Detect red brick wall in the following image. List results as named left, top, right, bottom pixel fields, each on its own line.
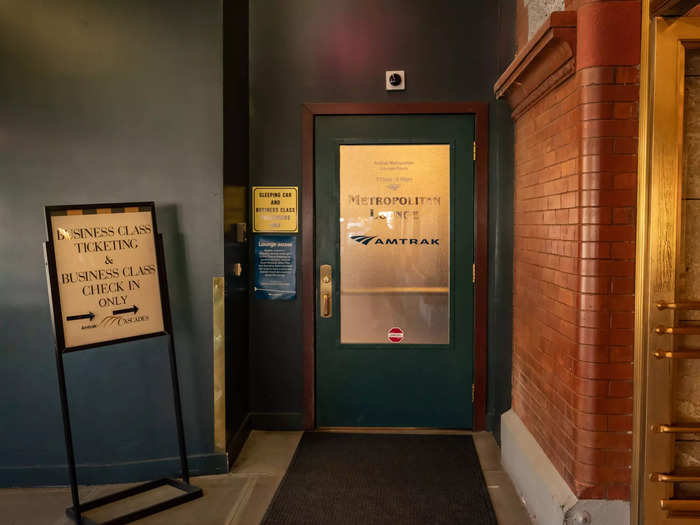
left=516, top=1, right=641, bottom=52
left=511, top=1, right=640, bottom=501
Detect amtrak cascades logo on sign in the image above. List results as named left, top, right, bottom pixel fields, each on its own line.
left=350, top=235, right=439, bottom=246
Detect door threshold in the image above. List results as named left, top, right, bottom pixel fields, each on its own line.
left=316, top=427, right=476, bottom=435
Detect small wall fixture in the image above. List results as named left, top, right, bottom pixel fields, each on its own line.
left=385, top=70, right=405, bottom=91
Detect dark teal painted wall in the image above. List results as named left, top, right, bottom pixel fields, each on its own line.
left=0, top=1, right=226, bottom=486
left=249, top=0, right=516, bottom=438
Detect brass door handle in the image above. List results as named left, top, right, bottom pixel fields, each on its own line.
left=657, top=300, right=700, bottom=310
left=322, top=293, right=330, bottom=317
left=320, top=264, right=332, bottom=318
left=654, top=350, right=700, bottom=359
left=650, top=472, right=700, bottom=483
left=651, top=424, right=700, bottom=433
left=661, top=499, right=700, bottom=511
left=655, top=325, right=700, bottom=335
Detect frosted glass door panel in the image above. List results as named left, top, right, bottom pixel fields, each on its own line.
left=339, top=144, right=450, bottom=344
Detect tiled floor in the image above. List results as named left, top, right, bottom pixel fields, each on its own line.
left=1, top=430, right=531, bottom=524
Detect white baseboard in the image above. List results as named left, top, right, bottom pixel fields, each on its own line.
left=500, top=410, right=630, bottom=525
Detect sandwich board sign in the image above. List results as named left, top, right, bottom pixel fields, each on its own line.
left=43, top=202, right=201, bottom=525
left=45, top=202, right=167, bottom=351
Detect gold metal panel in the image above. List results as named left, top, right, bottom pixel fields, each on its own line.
left=213, top=276, right=226, bottom=453
left=633, top=5, right=653, bottom=522
left=635, top=15, right=700, bottom=524
left=224, top=185, right=247, bottom=223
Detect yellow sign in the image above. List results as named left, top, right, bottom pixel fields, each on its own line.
left=46, top=204, right=165, bottom=350
left=252, top=186, right=298, bottom=233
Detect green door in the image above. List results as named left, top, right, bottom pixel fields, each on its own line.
left=315, top=114, right=475, bottom=428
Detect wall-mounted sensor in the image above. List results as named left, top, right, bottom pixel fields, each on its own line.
left=386, top=70, right=405, bottom=91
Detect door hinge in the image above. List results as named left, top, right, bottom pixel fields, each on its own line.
left=473, top=141, right=476, bottom=161
left=472, top=263, right=475, bottom=283
left=472, top=383, right=475, bottom=403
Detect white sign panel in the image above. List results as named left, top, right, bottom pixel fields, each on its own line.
left=46, top=204, right=166, bottom=350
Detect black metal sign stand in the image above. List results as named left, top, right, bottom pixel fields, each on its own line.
left=44, top=204, right=203, bottom=525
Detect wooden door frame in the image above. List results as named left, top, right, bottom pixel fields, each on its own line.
left=301, top=102, right=489, bottom=430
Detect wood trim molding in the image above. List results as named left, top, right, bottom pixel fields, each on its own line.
left=494, top=11, right=577, bottom=119
left=301, top=102, right=490, bottom=431
left=301, top=104, right=315, bottom=430
left=651, top=0, right=700, bottom=17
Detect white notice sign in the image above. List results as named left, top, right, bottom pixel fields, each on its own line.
left=45, top=204, right=166, bottom=350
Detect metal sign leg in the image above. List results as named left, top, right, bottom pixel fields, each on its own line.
left=168, top=334, right=190, bottom=484
left=55, top=351, right=82, bottom=524
left=156, top=233, right=191, bottom=484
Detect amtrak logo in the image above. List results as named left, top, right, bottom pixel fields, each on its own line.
left=350, top=235, right=377, bottom=245
left=350, top=235, right=439, bottom=246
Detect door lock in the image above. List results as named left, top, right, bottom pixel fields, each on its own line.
left=320, top=264, right=333, bottom=318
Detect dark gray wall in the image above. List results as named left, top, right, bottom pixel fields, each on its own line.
left=488, top=0, right=516, bottom=439
left=0, top=1, right=225, bottom=485
left=249, top=0, right=516, bottom=436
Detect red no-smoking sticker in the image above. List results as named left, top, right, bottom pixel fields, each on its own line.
left=387, top=327, right=404, bottom=343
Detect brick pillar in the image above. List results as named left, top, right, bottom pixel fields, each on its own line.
left=496, top=1, right=640, bottom=501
